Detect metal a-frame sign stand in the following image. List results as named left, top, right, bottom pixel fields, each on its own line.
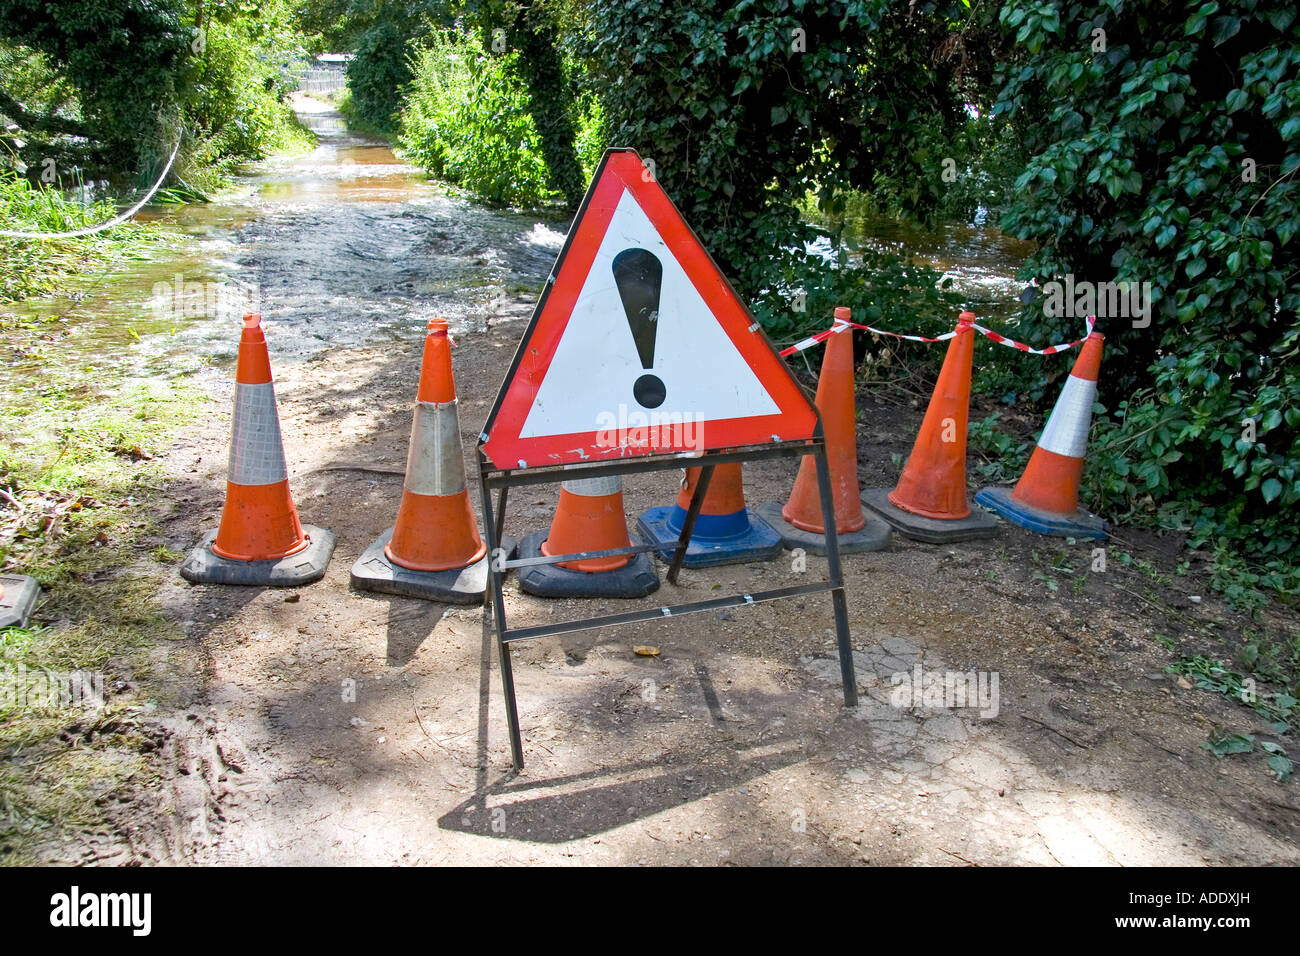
left=476, top=148, right=858, bottom=770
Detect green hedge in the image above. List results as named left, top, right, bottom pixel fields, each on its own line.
left=399, top=29, right=603, bottom=209
left=990, top=0, right=1300, bottom=606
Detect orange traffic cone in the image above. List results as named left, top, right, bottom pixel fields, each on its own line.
left=351, top=318, right=503, bottom=603
left=182, top=313, right=335, bottom=586
left=976, top=330, right=1108, bottom=538
left=0, top=573, right=40, bottom=628
left=636, top=462, right=783, bottom=567
left=758, top=307, right=890, bottom=554
left=862, top=311, right=997, bottom=542
left=518, top=475, right=659, bottom=598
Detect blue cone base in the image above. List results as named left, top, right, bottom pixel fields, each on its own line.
left=974, top=486, right=1108, bottom=540
left=516, top=530, right=659, bottom=599
left=635, top=505, right=783, bottom=568
left=181, top=526, right=336, bottom=587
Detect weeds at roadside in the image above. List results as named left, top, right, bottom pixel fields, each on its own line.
left=968, top=413, right=1030, bottom=482
left=0, top=173, right=167, bottom=305
left=1167, top=645, right=1298, bottom=783
left=1113, top=549, right=1173, bottom=587
left=0, top=357, right=198, bottom=860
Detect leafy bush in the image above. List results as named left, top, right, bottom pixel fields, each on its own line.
left=396, top=16, right=608, bottom=210
left=293, top=0, right=359, bottom=55
left=182, top=2, right=315, bottom=181
left=572, top=82, right=606, bottom=180
left=0, top=39, right=79, bottom=162
left=343, top=1, right=447, bottom=134
left=0, top=0, right=188, bottom=176
left=0, top=0, right=312, bottom=187
left=929, top=108, right=1029, bottom=226
left=968, top=412, right=1032, bottom=483
left=399, top=31, right=553, bottom=208
left=753, top=242, right=965, bottom=346
left=990, top=0, right=1300, bottom=606
left=348, top=20, right=418, bottom=134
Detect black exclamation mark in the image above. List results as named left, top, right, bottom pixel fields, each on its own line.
left=612, top=247, right=666, bottom=409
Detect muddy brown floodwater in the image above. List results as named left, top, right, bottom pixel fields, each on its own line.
left=30, top=97, right=1300, bottom=865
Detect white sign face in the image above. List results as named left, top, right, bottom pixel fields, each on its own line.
left=481, top=147, right=818, bottom=469
left=518, top=188, right=780, bottom=440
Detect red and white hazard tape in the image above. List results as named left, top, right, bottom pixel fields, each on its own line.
left=781, top=320, right=955, bottom=356
left=970, top=315, right=1095, bottom=355
left=779, top=315, right=1096, bottom=358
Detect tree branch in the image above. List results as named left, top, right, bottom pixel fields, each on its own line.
left=0, top=90, right=91, bottom=139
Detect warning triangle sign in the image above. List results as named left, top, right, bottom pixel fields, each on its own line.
left=480, top=148, right=817, bottom=469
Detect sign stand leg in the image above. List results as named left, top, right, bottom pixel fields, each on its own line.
left=498, top=633, right=524, bottom=769
left=494, top=484, right=509, bottom=545
left=666, top=464, right=714, bottom=586
left=812, top=439, right=858, bottom=707
left=479, top=464, right=525, bottom=770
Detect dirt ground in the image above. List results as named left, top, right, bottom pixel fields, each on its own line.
left=57, top=317, right=1289, bottom=866
left=21, top=101, right=1300, bottom=866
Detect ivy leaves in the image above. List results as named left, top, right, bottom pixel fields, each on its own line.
left=993, top=0, right=1300, bottom=605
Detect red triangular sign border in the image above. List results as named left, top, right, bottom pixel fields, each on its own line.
left=480, top=148, right=816, bottom=469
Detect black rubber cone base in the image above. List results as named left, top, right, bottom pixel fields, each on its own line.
left=0, top=574, right=41, bottom=628
left=974, top=486, right=1108, bottom=540
left=350, top=528, right=517, bottom=604
left=861, top=488, right=999, bottom=544
left=754, top=500, right=892, bottom=555
left=516, top=530, right=659, bottom=599
left=181, top=526, right=336, bottom=587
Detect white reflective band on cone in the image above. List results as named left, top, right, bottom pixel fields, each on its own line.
left=404, top=401, right=467, bottom=497
left=562, top=475, right=621, bottom=497
left=1037, top=374, right=1097, bottom=459
left=228, top=382, right=289, bottom=485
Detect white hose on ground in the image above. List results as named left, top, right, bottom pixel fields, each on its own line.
left=0, top=135, right=183, bottom=240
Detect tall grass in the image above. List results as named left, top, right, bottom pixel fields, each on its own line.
left=0, top=215, right=199, bottom=859
left=0, top=173, right=162, bottom=303
left=0, top=371, right=198, bottom=863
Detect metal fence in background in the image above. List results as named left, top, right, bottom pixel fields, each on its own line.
left=295, top=55, right=351, bottom=97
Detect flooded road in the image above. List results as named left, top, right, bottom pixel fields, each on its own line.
left=808, top=196, right=1034, bottom=324
left=6, top=96, right=1030, bottom=387
left=5, top=95, right=567, bottom=382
